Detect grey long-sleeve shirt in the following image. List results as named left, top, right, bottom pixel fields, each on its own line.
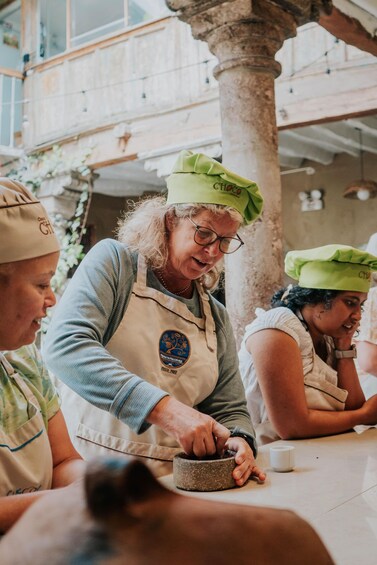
left=44, top=239, right=257, bottom=454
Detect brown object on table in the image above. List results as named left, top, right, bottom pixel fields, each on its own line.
left=173, top=451, right=236, bottom=491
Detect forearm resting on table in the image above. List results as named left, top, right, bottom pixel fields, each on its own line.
left=273, top=404, right=373, bottom=440
left=0, top=491, right=49, bottom=533
left=0, top=465, right=85, bottom=533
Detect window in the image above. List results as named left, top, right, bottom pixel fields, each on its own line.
left=71, top=0, right=124, bottom=48
left=39, top=0, right=67, bottom=59
left=38, top=0, right=171, bottom=60
left=0, top=0, right=21, bottom=67
left=128, top=0, right=170, bottom=27
left=0, top=1, right=22, bottom=146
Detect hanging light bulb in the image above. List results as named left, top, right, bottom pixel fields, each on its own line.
left=343, top=128, right=377, bottom=200
left=356, top=188, right=371, bottom=201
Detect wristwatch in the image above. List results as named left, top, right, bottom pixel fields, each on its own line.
left=334, top=344, right=357, bottom=359
left=230, top=428, right=257, bottom=456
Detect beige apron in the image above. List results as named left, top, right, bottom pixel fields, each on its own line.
left=256, top=340, right=348, bottom=445
left=60, top=255, right=218, bottom=476
left=303, top=349, right=348, bottom=411
left=0, top=354, right=53, bottom=496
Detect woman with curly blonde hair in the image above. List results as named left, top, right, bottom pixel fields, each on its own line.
left=45, top=150, right=266, bottom=485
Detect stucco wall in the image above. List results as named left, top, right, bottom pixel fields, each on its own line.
left=282, top=151, right=377, bottom=252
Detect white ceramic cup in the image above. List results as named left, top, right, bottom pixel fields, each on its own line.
left=270, top=445, right=295, bottom=472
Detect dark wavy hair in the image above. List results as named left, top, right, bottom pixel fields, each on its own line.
left=271, top=285, right=341, bottom=312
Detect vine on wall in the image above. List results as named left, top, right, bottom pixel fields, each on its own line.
left=51, top=183, right=90, bottom=293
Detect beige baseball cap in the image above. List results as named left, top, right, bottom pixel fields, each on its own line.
left=0, top=177, right=60, bottom=264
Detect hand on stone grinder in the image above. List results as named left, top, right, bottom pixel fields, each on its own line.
left=225, top=435, right=266, bottom=485
left=148, top=396, right=266, bottom=486
left=147, top=395, right=230, bottom=456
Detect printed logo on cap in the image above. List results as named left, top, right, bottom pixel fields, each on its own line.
left=359, top=270, right=371, bottom=281
left=38, top=216, right=55, bottom=235
left=159, top=330, right=190, bottom=368
left=212, top=182, right=242, bottom=198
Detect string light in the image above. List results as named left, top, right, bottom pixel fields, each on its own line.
left=0, top=27, right=369, bottom=111
left=81, top=90, right=88, bottom=113
left=204, top=59, right=210, bottom=85
left=141, top=78, right=146, bottom=100
left=0, top=57, right=217, bottom=109
left=287, top=37, right=339, bottom=95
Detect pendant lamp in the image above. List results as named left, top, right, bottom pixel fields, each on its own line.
left=343, top=128, right=377, bottom=200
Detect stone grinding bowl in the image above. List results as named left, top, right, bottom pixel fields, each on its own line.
left=173, top=451, right=236, bottom=492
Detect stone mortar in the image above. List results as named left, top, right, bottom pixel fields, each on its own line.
left=173, top=451, right=236, bottom=492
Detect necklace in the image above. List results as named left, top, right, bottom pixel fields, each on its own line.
left=156, top=270, right=193, bottom=296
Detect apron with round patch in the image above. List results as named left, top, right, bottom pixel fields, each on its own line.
left=0, top=354, right=53, bottom=495
left=60, top=254, right=218, bottom=476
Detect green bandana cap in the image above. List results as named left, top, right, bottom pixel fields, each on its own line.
left=285, top=244, right=377, bottom=293
left=166, top=150, right=263, bottom=225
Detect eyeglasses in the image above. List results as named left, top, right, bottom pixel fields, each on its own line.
left=188, top=217, right=244, bottom=254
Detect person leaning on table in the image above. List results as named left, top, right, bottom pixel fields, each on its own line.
left=0, top=178, right=85, bottom=533
left=239, top=244, right=377, bottom=445
left=44, top=150, right=266, bottom=486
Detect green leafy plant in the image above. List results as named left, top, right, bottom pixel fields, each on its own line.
left=50, top=184, right=89, bottom=293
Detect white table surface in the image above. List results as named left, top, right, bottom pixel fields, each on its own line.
left=161, top=429, right=377, bottom=565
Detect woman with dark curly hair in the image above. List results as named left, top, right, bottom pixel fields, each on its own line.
left=239, top=244, right=377, bottom=445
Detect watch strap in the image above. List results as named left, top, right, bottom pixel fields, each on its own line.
left=230, top=427, right=257, bottom=456
left=334, top=344, right=357, bottom=359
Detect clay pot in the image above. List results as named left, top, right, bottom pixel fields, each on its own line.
left=173, top=451, right=236, bottom=492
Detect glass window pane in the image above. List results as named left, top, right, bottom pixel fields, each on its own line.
left=39, top=0, right=66, bottom=59
left=0, top=0, right=21, bottom=69
left=0, top=76, right=22, bottom=146
left=71, top=0, right=125, bottom=47
left=128, top=0, right=171, bottom=27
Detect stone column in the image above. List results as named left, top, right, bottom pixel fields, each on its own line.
left=166, top=0, right=331, bottom=344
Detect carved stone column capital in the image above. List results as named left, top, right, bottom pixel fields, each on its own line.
left=167, top=0, right=332, bottom=24
left=167, top=0, right=333, bottom=78
left=208, top=20, right=287, bottom=79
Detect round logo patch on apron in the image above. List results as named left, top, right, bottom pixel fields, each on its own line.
left=159, top=330, right=190, bottom=368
